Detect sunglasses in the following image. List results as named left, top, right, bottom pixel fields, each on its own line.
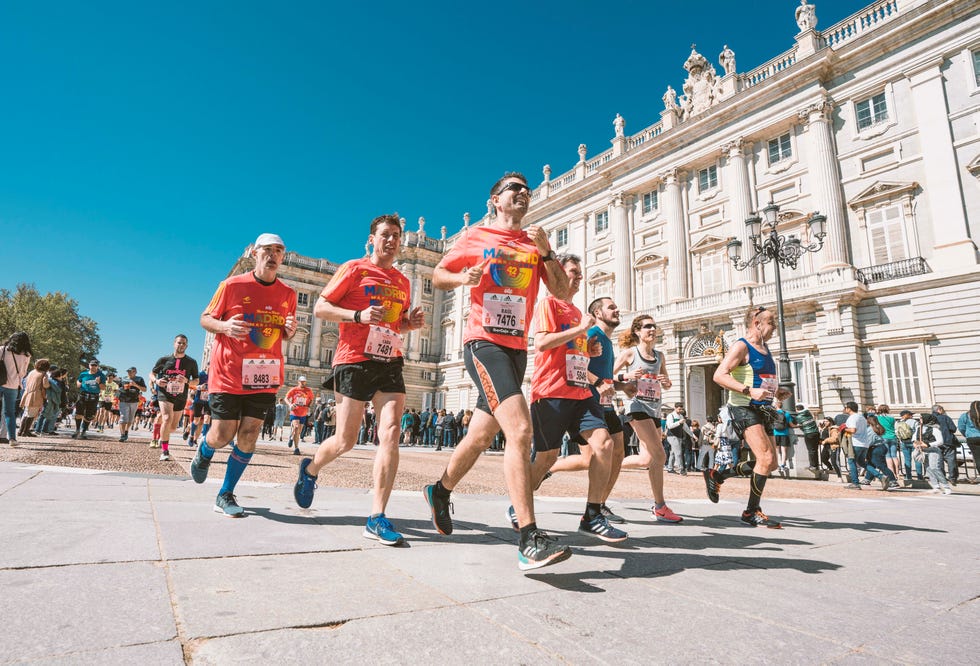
left=496, top=181, right=531, bottom=196
left=640, top=323, right=657, bottom=330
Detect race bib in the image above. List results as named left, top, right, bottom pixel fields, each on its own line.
left=636, top=374, right=662, bottom=402
left=759, top=374, right=778, bottom=403
left=295, top=396, right=307, bottom=406
left=84, top=379, right=98, bottom=389
left=565, top=353, right=589, bottom=388
left=166, top=380, right=184, bottom=395
left=483, top=292, right=526, bottom=337
left=242, top=356, right=281, bottom=390
left=364, top=325, right=403, bottom=361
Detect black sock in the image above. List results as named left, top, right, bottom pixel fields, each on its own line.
left=81, top=422, right=89, bottom=433
left=74, top=420, right=82, bottom=433
left=733, top=460, right=755, bottom=477
left=519, top=522, right=538, bottom=544
left=584, top=502, right=601, bottom=520
left=434, top=480, right=451, bottom=497
left=746, top=472, right=768, bottom=513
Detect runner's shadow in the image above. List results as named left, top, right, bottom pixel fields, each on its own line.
left=247, top=506, right=335, bottom=525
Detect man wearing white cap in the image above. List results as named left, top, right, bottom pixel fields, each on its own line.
left=286, top=375, right=314, bottom=455
left=194, top=233, right=298, bottom=517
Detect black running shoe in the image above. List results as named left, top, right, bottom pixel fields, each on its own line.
left=534, top=470, right=552, bottom=492
left=518, top=529, right=572, bottom=571
left=423, top=484, right=453, bottom=535
left=579, top=514, right=628, bottom=543
left=740, top=509, right=782, bottom=529
left=704, top=468, right=721, bottom=503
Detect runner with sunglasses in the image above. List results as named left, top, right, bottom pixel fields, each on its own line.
left=706, top=305, right=789, bottom=528
left=423, top=172, right=573, bottom=571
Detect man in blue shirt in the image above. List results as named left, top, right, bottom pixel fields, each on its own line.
left=72, top=359, right=106, bottom=440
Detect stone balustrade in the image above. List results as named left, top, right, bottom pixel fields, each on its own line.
left=821, top=0, right=901, bottom=50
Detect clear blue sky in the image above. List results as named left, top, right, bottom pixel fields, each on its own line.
left=0, top=0, right=859, bottom=374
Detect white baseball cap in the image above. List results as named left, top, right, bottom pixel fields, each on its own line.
left=254, top=233, right=285, bottom=248
left=298, top=375, right=307, bottom=382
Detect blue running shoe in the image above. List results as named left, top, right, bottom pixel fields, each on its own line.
left=579, top=513, right=628, bottom=543
left=213, top=491, right=245, bottom=518
left=363, top=513, right=404, bottom=546
left=294, top=458, right=317, bottom=508
left=423, top=484, right=453, bottom=535
left=506, top=505, right=519, bottom=532
left=190, top=449, right=212, bottom=484
left=518, top=529, right=572, bottom=571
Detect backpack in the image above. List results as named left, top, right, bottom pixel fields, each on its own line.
left=0, top=347, right=6, bottom=385
left=772, top=410, right=788, bottom=431
left=895, top=420, right=913, bottom=441
left=920, top=425, right=936, bottom=444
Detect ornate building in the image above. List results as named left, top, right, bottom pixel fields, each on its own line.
left=210, top=0, right=980, bottom=424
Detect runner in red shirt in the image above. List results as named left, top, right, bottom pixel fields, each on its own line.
left=286, top=377, right=315, bottom=454
left=506, top=254, right=626, bottom=543
left=293, top=214, right=424, bottom=546
left=422, top=171, right=573, bottom=571
left=192, top=233, right=298, bottom=517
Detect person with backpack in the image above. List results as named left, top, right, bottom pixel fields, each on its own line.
left=932, top=405, right=959, bottom=484
left=915, top=413, right=952, bottom=494
left=896, top=410, right=922, bottom=486
left=795, top=404, right=821, bottom=472
left=956, top=402, right=980, bottom=484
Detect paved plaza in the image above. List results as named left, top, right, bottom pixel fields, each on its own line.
left=0, top=460, right=976, bottom=664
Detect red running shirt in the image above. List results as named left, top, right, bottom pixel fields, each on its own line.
left=530, top=296, right=592, bottom=403
left=286, top=386, right=315, bottom=417
left=438, top=226, right=551, bottom=351
left=203, top=272, right=297, bottom=395
left=320, top=258, right=412, bottom=366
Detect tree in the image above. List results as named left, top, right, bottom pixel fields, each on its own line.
left=0, top=284, right=101, bottom=377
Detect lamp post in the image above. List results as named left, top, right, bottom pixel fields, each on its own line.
left=725, top=202, right=827, bottom=413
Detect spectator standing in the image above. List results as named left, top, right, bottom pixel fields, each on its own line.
left=18, top=358, right=50, bottom=438
left=772, top=401, right=794, bottom=472
left=38, top=367, right=67, bottom=435
left=956, top=402, right=980, bottom=483
left=876, top=405, right=901, bottom=482
left=664, top=403, right=687, bottom=475
left=932, top=405, right=959, bottom=484
left=842, top=402, right=872, bottom=489
left=866, top=414, right=898, bottom=490
left=1, top=332, right=33, bottom=445
left=818, top=418, right=842, bottom=480
left=795, top=404, right=820, bottom=472
left=896, top=409, right=922, bottom=485
left=915, top=413, right=952, bottom=494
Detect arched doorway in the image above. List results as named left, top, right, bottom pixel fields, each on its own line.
left=684, top=327, right=728, bottom=424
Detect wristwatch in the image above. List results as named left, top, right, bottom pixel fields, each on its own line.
left=542, top=250, right=557, bottom=262
left=592, top=377, right=604, bottom=387
left=740, top=385, right=751, bottom=395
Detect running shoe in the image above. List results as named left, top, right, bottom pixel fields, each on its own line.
left=879, top=476, right=891, bottom=491
left=534, top=470, right=552, bottom=492
left=213, top=491, right=245, bottom=517
left=740, top=509, right=782, bottom=529
left=941, top=487, right=953, bottom=495
left=578, top=513, right=628, bottom=543
left=78, top=432, right=88, bottom=440
left=159, top=452, right=171, bottom=462
left=292, top=447, right=300, bottom=456
left=423, top=484, right=453, bottom=535
left=187, top=439, right=196, bottom=448
left=363, top=514, right=404, bottom=546
left=518, top=529, right=572, bottom=571
left=9, top=439, right=18, bottom=447
left=149, top=440, right=160, bottom=449
left=190, top=449, right=212, bottom=484
left=506, top=505, right=519, bottom=532
left=294, top=458, right=317, bottom=509
left=703, top=468, right=721, bottom=503
left=600, top=504, right=625, bottom=524
left=653, top=504, right=683, bottom=523
left=844, top=483, right=862, bottom=489
left=119, top=433, right=128, bottom=443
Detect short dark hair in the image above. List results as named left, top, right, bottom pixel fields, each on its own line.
left=175, top=334, right=188, bottom=341
left=370, top=213, right=403, bottom=236
left=489, top=171, right=528, bottom=199
left=845, top=401, right=859, bottom=412
left=674, top=402, right=684, bottom=408
left=588, top=297, right=611, bottom=317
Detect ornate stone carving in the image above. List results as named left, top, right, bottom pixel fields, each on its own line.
left=718, top=44, right=736, bottom=76
left=542, top=164, right=551, bottom=180
left=796, top=0, right=817, bottom=32
left=680, top=45, right=723, bottom=120
left=613, top=113, right=625, bottom=137
left=463, top=212, right=470, bottom=228
left=578, top=144, right=587, bottom=162
left=722, top=138, right=746, bottom=158
left=797, top=97, right=834, bottom=123
left=417, top=217, right=425, bottom=235
left=662, top=85, right=679, bottom=112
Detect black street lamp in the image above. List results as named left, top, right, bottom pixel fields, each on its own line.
left=725, top=202, right=827, bottom=412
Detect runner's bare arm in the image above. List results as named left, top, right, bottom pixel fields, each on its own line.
left=713, top=340, right=761, bottom=399
left=200, top=312, right=248, bottom=339
left=314, top=297, right=384, bottom=324
left=432, top=258, right=488, bottom=290
left=402, top=306, right=425, bottom=331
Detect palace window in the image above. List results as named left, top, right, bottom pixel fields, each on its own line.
left=637, top=267, right=662, bottom=310
left=880, top=348, right=924, bottom=406
left=856, top=92, right=888, bottom=130
left=973, top=49, right=980, bottom=87
left=642, top=190, right=659, bottom=214
left=767, top=133, right=792, bottom=165
left=595, top=211, right=609, bottom=234
left=296, top=292, right=309, bottom=307
left=867, top=204, right=908, bottom=264
left=698, top=165, right=718, bottom=193
left=556, top=227, right=568, bottom=248
left=699, top=251, right=727, bottom=295
left=423, top=278, right=433, bottom=295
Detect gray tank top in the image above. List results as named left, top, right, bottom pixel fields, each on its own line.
left=625, top=347, right=663, bottom=417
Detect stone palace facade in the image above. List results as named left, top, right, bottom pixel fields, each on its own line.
left=208, top=0, right=980, bottom=424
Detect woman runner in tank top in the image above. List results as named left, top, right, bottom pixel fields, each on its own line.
left=706, top=305, right=790, bottom=528
left=612, top=315, right=683, bottom=523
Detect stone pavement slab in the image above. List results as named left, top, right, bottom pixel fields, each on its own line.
left=0, top=462, right=977, bottom=664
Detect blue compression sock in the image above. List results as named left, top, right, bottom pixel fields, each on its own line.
left=220, top=445, right=253, bottom=495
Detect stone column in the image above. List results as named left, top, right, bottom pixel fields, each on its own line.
left=799, top=99, right=849, bottom=268
left=611, top=193, right=632, bottom=310
left=906, top=61, right=977, bottom=267
left=723, top=138, right=759, bottom=285
left=308, top=315, right=322, bottom=367
left=663, top=169, right=690, bottom=301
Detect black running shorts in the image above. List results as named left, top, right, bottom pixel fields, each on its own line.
left=531, top=397, right=606, bottom=453
left=728, top=404, right=774, bottom=437
left=463, top=340, right=527, bottom=415
left=333, top=358, right=405, bottom=402
left=209, top=392, right=276, bottom=422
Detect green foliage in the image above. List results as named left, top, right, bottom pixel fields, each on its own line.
left=0, top=284, right=101, bottom=378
